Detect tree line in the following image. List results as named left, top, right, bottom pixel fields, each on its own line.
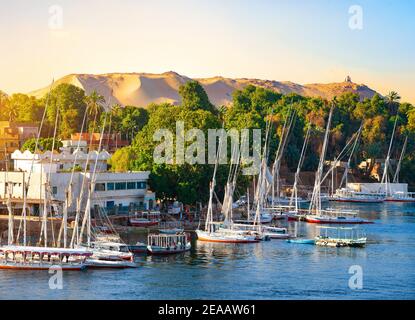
left=1, top=81, right=414, bottom=204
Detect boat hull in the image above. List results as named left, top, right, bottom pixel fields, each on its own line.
left=331, top=198, right=384, bottom=203
left=305, top=215, right=372, bottom=224
left=147, top=244, right=191, bottom=255
left=0, top=262, right=86, bottom=271
left=85, top=259, right=137, bottom=269
left=196, top=230, right=259, bottom=243
left=130, top=220, right=159, bottom=227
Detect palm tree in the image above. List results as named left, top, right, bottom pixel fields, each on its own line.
left=385, top=91, right=401, bottom=114
left=85, top=90, right=105, bottom=132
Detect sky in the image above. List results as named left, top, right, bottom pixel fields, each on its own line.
left=0, top=0, right=414, bottom=103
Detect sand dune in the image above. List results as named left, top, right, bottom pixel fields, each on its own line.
left=28, top=72, right=379, bottom=109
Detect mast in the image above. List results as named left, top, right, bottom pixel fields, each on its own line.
left=5, top=154, right=14, bottom=245
left=270, top=106, right=295, bottom=205
left=381, top=116, right=398, bottom=196
left=289, top=124, right=311, bottom=211
left=393, top=135, right=407, bottom=184
left=338, top=122, right=363, bottom=190
left=79, top=114, right=108, bottom=246
left=204, top=125, right=223, bottom=232
left=22, top=79, right=54, bottom=247
left=309, top=103, right=334, bottom=215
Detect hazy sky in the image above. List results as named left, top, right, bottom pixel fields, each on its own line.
left=0, top=0, right=414, bottom=103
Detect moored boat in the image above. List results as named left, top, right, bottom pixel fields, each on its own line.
left=195, top=229, right=259, bottom=243
left=147, top=233, right=191, bottom=254
left=0, top=246, right=91, bottom=271
left=129, top=218, right=159, bottom=227
left=314, top=226, right=367, bottom=247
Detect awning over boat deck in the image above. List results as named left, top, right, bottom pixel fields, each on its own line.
left=0, top=245, right=93, bottom=256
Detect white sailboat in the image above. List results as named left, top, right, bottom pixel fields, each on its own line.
left=0, top=83, right=91, bottom=270
left=305, top=103, right=372, bottom=225
left=385, top=135, right=415, bottom=202
left=73, top=113, right=136, bottom=268
left=195, top=128, right=260, bottom=243
left=331, top=123, right=385, bottom=203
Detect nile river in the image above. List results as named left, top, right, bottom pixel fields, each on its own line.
left=1, top=202, right=414, bottom=299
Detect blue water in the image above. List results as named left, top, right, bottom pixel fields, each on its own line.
left=1, top=202, right=415, bottom=300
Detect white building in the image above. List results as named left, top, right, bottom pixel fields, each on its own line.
left=0, top=150, right=155, bottom=215
left=61, top=139, right=88, bottom=153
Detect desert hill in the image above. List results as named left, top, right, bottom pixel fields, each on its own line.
left=28, top=72, right=380, bottom=109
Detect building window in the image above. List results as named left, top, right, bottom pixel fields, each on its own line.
left=127, top=182, right=136, bottom=190
left=95, top=183, right=106, bottom=191
left=107, top=183, right=115, bottom=191
left=115, top=182, right=126, bottom=190
left=136, top=182, right=147, bottom=189
left=106, top=201, right=115, bottom=208
left=52, top=186, right=58, bottom=195
left=59, top=164, right=64, bottom=170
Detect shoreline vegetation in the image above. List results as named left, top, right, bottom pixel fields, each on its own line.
left=1, top=81, right=414, bottom=206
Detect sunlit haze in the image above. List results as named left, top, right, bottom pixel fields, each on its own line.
left=0, top=0, right=414, bottom=103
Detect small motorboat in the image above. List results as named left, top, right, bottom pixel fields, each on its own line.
left=147, top=233, right=191, bottom=255
left=286, top=239, right=315, bottom=245
left=261, top=226, right=292, bottom=239
left=87, top=241, right=134, bottom=261
left=127, top=242, right=148, bottom=254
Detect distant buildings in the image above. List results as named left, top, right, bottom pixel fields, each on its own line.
left=0, top=121, right=39, bottom=170
left=69, top=133, right=129, bottom=153
left=0, top=149, right=156, bottom=216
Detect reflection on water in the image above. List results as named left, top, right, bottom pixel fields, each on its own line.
left=0, top=202, right=414, bottom=299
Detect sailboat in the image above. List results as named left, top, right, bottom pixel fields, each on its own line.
left=71, top=113, right=136, bottom=268
left=384, top=135, right=415, bottom=202
left=330, top=123, right=385, bottom=203
left=0, top=84, right=91, bottom=270
left=195, top=128, right=260, bottom=243
left=287, top=124, right=312, bottom=221
left=305, top=103, right=372, bottom=225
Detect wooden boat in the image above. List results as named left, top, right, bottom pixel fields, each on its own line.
left=127, top=242, right=148, bottom=254
left=0, top=246, right=91, bottom=271
left=314, top=226, right=367, bottom=247
left=331, top=189, right=384, bottom=203
left=305, top=208, right=372, bottom=224
left=129, top=218, right=159, bottom=227
left=147, top=233, right=191, bottom=254
left=196, top=229, right=259, bottom=243
left=385, top=192, right=415, bottom=203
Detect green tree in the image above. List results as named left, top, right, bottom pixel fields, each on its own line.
left=178, top=80, right=216, bottom=113
left=46, top=84, right=87, bottom=138
left=22, top=137, right=63, bottom=152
